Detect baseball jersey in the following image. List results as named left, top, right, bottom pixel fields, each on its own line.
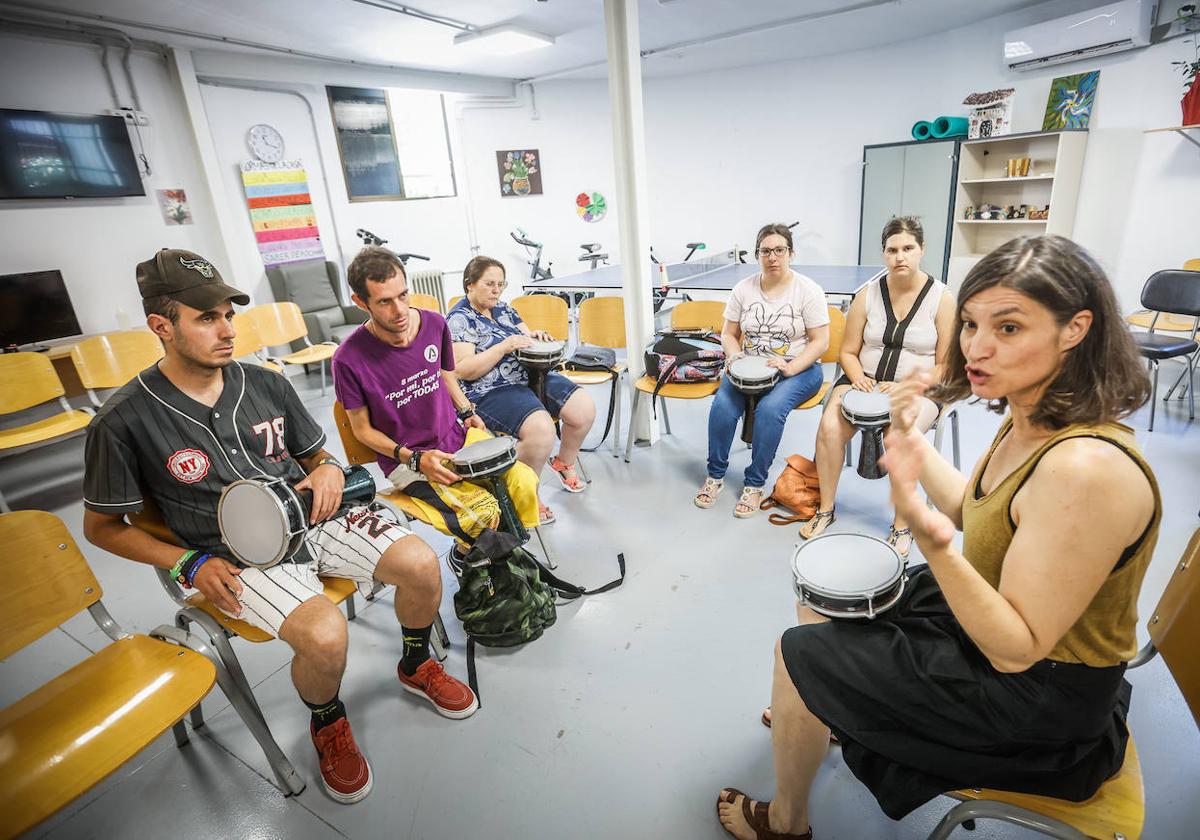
left=83, top=361, right=327, bottom=562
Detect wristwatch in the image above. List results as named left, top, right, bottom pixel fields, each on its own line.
left=456, top=403, right=477, bottom=421
left=408, top=450, right=424, bottom=473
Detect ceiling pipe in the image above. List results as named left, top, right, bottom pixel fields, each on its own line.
left=344, top=0, right=474, bottom=32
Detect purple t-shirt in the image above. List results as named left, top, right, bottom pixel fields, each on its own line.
left=332, top=312, right=465, bottom=474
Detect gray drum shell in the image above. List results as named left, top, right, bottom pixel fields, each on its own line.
left=840, top=389, right=891, bottom=426
left=217, top=477, right=309, bottom=569
left=451, top=435, right=518, bottom=479
left=727, top=355, right=778, bottom=394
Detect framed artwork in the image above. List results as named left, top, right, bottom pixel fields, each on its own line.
left=1043, top=71, right=1100, bottom=131
left=240, top=160, right=325, bottom=266
left=496, top=149, right=542, bottom=196
left=156, top=188, right=192, bottom=225
left=327, top=86, right=403, bottom=201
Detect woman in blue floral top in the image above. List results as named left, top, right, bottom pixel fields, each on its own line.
left=448, top=257, right=597, bottom=525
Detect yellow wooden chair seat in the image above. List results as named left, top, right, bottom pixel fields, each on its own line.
left=0, top=409, right=93, bottom=450
left=632, top=374, right=720, bottom=400
left=278, top=343, right=336, bottom=366
left=793, top=381, right=832, bottom=411
left=1125, top=310, right=1196, bottom=332
left=562, top=362, right=625, bottom=386
left=948, top=738, right=1144, bottom=840
left=0, top=634, right=215, bottom=838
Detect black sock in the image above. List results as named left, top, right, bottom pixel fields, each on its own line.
left=304, top=694, right=346, bottom=730
left=399, top=624, right=432, bottom=676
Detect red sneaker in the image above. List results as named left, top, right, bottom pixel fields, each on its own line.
left=397, top=659, right=479, bottom=719
left=310, top=718, right=372, bottom=803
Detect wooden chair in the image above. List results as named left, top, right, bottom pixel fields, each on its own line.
left=512, top=294, right=570, bottom=341
left=409, top=293, right=440, bottom=312
left=0, top=353, right=94, bottom=512
left=246, top=302, right=337, bottom=396
left=0, top=511, right=215, bottom=839
left=792, top=306, right=847, bottom=413
left=623, top=301, right=729, bottom=463
left=927, top=526, right=1200, bottom=840
left=231, top=311, right=283, bottom=374
left=70, top=331, right=164, bottom=407
left=448, top=295, right=464, bottom=311
left=563, top=296, right=627, bottom=458
left=127, top=498, right=424, bottom=796
left=332, top=401, right=555, bottom=567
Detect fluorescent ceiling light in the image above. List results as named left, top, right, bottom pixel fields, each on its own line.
left=453, top=24, right=554, bottom=55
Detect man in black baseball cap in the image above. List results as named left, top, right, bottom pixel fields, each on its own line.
left=136, top=248, right=250, bottom=312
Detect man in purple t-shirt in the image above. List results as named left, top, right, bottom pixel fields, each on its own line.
left=332, top=247, right=540, bottom=548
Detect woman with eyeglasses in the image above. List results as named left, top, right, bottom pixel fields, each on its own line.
left=695, top=223, right=830, bottom=517
left=448, top=256, right=596, bottom=525
left=799, top=216, right=956, bottom=556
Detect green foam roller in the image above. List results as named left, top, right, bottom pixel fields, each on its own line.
left=931, top=116, right=968, bottom=138
left=911, top=120, right=932, bottom=140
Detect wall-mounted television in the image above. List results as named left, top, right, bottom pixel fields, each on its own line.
left=0, top=108, right=145, bottom=199
left=0, top=270, right=83, bottom=348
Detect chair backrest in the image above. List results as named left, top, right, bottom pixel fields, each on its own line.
left=71, top=331, right=164, bottom=391
left=0, top=511, right=103, bottom=660
left=1183, top=258, right=1200, bottom=272
left=578, top=296, right=626, bottom=348
left=409, top=293, right=440, bottom=312
left=671, top=300, right=727, bottom=332
left=248, top=302, right=309, bottom=346
left=231, top=310, right=266, bottom=359
left=1148, top=526, right=1200, bottom=725
left=1140, top=270, right=1200, bottom=319
left=266, top=259, right=340, bottom=313
left=0, top=352, right=67, bottom=414
left=823, top=305, right=847, bottom=364
left=448, top=295, right=464, bottom=311
left=333, top=401, right=378, bottom=466
left=511, top=294, right=569, bottom=340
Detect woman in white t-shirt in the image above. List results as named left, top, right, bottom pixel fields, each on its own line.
left=801, top=216, right=956, bottom=556
left=695, top=224, right=830, bottom=517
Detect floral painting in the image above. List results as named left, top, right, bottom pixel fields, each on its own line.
left=156, top=188, right=193, bottom=225
left=1043, top=71, right=1099, bottom=130
left=496, top=149, right=542, bottom=196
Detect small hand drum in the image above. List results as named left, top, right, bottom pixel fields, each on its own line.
left=727, top=355, right=779, bottom=444
left=450, top=435, right=518, bottom=480
left=840, top=388, right=891, bottom=479
left=791, top=532, right=906, bottom=619
left=217, top=465, right=376, bottom=568
left=513, top=339, right=566, bottom=370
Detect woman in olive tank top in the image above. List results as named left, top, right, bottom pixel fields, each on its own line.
left=716, top=236, right=1157, bottom=840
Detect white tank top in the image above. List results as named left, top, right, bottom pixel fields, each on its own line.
left=858, top=275, right=946, bottom=382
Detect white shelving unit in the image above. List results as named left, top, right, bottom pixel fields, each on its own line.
left=947, top=129, right=1087, bottom=292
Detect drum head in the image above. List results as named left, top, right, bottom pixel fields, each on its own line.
left=841, top=389, right=891, bottom=423
left=526, top=339, right=565, bottom=355
left=791, top=533, right=902, bottom=597
left=729, top=355, right=775, bottom=381
left=219, top=480, right=291, bottom=567
left=451, top=435, right=516, bottom=467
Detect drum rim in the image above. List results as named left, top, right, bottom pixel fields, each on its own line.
left=218, top=476, right=305, bottom=568
left=790, top=532, right=904, bottom=598
left=840, top=390, right=891, bottom=423
left=451, top=436, right=518, bottom=478
left=793, top=574, right=907, bottom=619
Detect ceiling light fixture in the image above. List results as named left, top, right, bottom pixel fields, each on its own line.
left=453, top=24, right=555, bottom=56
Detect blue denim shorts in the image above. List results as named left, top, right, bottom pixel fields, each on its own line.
left=474, top=373, right=579, bottom=436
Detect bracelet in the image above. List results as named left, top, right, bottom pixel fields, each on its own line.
left=456, top=403, right=476, bottom=421
left=169, top=549, right=197, bottom=582
left=315, top=456, right=341, bottom=470
left=185, top=553, right=212, bottom=586
left=393, top=444, right=404, bottom=464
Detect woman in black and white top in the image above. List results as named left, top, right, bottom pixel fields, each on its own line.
left=800, top=217, right=955, bottom=556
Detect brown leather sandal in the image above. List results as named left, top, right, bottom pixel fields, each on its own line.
left=717, top=788, right=812, bottom=840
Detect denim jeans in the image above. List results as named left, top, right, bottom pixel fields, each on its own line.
left=706, top=363, right=824, bottom=488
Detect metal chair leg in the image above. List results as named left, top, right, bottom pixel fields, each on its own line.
left=661, top=398, right=673, bottom=435
left=950, top=408, right=961, bottom=470
left=1189, top=356, right=1196, bottom=420
left=533, top=525, right=557, bottom=569
left=927, top=799, right=1087, bottom=840
left=344, top=592, right=357, bottom=621
left=575, top=453, right=592, bottom=484
left=1148, top=360, right=1159, bottom=431
left=0, top=489, right=10, bottom=514
left=172, top=718, right=191, bottom=747
left=430, top=612, right=449, bottom=662
left=625, top=390, right=641, bottom=462
left=845, top=440, right=853, bottom=468
left=612, top=375, right=623, bottom=458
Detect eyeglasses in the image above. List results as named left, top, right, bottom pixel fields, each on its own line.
left=757, top=246, right=789, bottom=258
left=479, top=281, right=508, bottom=291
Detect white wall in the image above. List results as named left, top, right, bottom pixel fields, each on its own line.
left=0, top=35, right=224, bottom=334
left=459, top=0, right=1200, bottom=309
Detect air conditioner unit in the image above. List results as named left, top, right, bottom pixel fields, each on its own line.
left=1004, top=0, right=1156, bottom=72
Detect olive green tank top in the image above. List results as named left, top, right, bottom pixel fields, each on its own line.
left=961, top=417, right=1160, bottom=666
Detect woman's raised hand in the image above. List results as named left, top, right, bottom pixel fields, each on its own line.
left=887, top=368, right=934, bottom=433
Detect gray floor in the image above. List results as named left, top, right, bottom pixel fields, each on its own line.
left=3, top=363, right=1199, bottom=840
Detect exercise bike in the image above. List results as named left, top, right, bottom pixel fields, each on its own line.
left=355, top=228, right=430, bottom=266
left=511, top=227, right=552, bottom=281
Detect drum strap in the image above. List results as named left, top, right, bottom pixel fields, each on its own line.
left=580, top=372, right=619, bottom=452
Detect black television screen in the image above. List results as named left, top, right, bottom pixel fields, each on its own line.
left=0, top=270, right=83, bottom=347
left=0, top=108, right=145, bottom=199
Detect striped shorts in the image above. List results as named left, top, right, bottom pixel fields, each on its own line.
left=221, top=504, right=412, bottom=637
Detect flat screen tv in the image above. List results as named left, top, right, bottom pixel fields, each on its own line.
left=0, top=270, right=83, bottom=348
left=0, top=108, right=145, bottom=199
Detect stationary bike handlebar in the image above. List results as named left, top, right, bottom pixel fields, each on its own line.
left=511, top=230, right=542, bottom=249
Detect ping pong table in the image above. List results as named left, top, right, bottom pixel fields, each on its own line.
left=522, top=261, right=885, bottom=299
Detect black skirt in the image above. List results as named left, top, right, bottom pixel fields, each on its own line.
left=780, top=566, right=1131, bottom=820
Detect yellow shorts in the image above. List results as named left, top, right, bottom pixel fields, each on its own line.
left=393, top=427, right=540, bottom=547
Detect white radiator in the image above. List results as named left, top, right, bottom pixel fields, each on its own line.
left=409, top=269, right=447, bottom=313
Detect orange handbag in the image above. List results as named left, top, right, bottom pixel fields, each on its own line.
left=760, top=454, right=821, bottom=525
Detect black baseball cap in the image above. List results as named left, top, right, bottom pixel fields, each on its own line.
left=136, top=249, right=250, bottom=310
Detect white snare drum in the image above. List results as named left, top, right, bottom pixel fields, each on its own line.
left=726, top=355, right=779, bottom=395
left=217, top=465, right=376, bottom=568
left=450, top=436, right=518, bottom=480
left=514, top=339, right=566, bottom=370
left=840, top=389, right=891, bottom=479
left=790, top=532, right=906, bottom=619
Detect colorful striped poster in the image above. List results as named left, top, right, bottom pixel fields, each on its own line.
left=240, top=159, right=325, bottom=266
